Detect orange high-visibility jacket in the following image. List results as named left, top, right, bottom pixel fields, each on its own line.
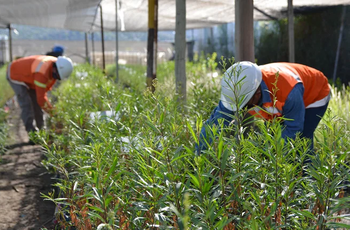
left=249, top=62, right=330, bottom=120
left=8, top=55, right=57, bottom=111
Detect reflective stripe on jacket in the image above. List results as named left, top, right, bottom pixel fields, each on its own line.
left=9, top=55, right=57, bottom=110
left=248, top=63, right=330, bottom=120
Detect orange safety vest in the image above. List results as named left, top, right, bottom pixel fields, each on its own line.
left=248, top=63, right=330, bottom=120
left=8, top=55, right=57, bottom=111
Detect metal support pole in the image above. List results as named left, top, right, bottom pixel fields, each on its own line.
left=99, top=4, right=106, bottom=71
left=115, top=0, right=119, bottom=83
left=175, top=0, right=187, bottom=104
left=288, top=0, right=295, bottom=62
left=154, top=0, right=158, bottom=84
left=92, top=32, right=95, bottom=66
left=7, top=24, right=12, bottom=62
left=333, top=6, right=346, bottom=83
left=85, top=32, right=90, bottom=64
left=235, top=0, right=254, bottom=62
left=146, top=0, right=158, bottom=92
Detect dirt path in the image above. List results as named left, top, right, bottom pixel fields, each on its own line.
left=0, top=105, right=55, bottom=230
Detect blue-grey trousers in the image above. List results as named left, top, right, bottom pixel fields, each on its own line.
left=6, top=76, right=43, bottom=133
left=301, top=102, right=329, bottom=151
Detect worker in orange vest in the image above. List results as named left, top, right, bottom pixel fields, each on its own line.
left=6, top=55, right=73, bottom=137
left=197, top=61, right=331, bottom=155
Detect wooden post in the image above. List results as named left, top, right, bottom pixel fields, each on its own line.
left=175, top=0, right=186, bottom=103
left=288, top=0, right=295, bottom=63
left=235, top=0, right=254, bottom=62
left=146, top=0, right=158, bottom=92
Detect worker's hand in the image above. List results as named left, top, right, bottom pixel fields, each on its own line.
left=48, top=107, right=58, bottom=118
left=54, top=121, right=64, bottom=134
left=43, top=107, right=54, bottom=117
left=50, top=108, right=56, bottom=117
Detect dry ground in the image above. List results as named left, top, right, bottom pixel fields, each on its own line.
left=0, top=104, right=55, bottom=230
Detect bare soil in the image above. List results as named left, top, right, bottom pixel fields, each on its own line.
left=0, top=105, right=55, bottom=230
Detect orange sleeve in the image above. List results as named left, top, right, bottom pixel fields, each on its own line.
left=33, top=73, right=53, bottom=113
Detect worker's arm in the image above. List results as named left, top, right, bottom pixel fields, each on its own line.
left=281, top=83, right=305, bottom=139
left=33, top=73, right=53, bottom=115
left=196, top=101, right=235, bottom=154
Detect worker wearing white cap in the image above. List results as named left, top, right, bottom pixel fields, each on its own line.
left=197, top=61, right=331, bottom=154
left=6, top=55, right=73, bottom=137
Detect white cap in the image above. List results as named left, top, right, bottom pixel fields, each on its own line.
left=220, top=61, right=262, bottom=111
left=56, top=56, right=73, bottom=80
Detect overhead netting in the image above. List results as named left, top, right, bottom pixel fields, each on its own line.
left=0, top=0, right=100, bottom=31
left=1, top=0, right=350, bottom=32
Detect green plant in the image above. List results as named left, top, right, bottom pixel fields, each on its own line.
left=0, top=64, right=14, bottom=107
left=0, top=108, right=8, bottom=156
left=38, top=58, right=350, bottom=229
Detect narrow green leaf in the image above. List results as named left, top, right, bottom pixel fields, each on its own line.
left=186, top=121, right=198, bottom=143
left=171, top=154, right=191, bottom=164
left=326, top=222, right=350, bottom=228
left=90, top=206, right=105, bottom=213
left=220, top=148, right=229, bottom=171
left=290, top=208, right=316, bottom=220
left=104, top=196, right=113, bottom=208
left=144, top=119, right=161, bottom=134
left=188, top=173, right=200, bottom=189
left=104, top=155, right=118, bottom=184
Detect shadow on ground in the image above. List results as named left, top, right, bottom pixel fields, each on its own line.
left=0, top=108, right=56, bottom=230
left=4, top=142, right=34, bottom=151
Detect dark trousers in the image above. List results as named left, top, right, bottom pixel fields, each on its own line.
left=301, top=102, right=329, bottom=152
left=7, top=78, right=44, bottom=133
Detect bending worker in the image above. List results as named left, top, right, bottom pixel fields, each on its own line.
left=6, top=55, right=73, bottom=136
left=198, top=61, right=331, bottom=153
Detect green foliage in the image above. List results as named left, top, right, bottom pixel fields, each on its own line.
left=106, top=63, right=147, bottom=93
left=256, top=6, right=350, bottom=84
left=0, top=108, right=8, bottom=156
left=0, top=64, right=14, bottom=107
left=294, top=7, right=342, bottom=82
left=255, top=20, right=288, bottom=64
left=0, top=65, right=11, bottom=157
left=37, top=58, right=350, bottom=229
left=326, top=84, right=350, bottom=129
